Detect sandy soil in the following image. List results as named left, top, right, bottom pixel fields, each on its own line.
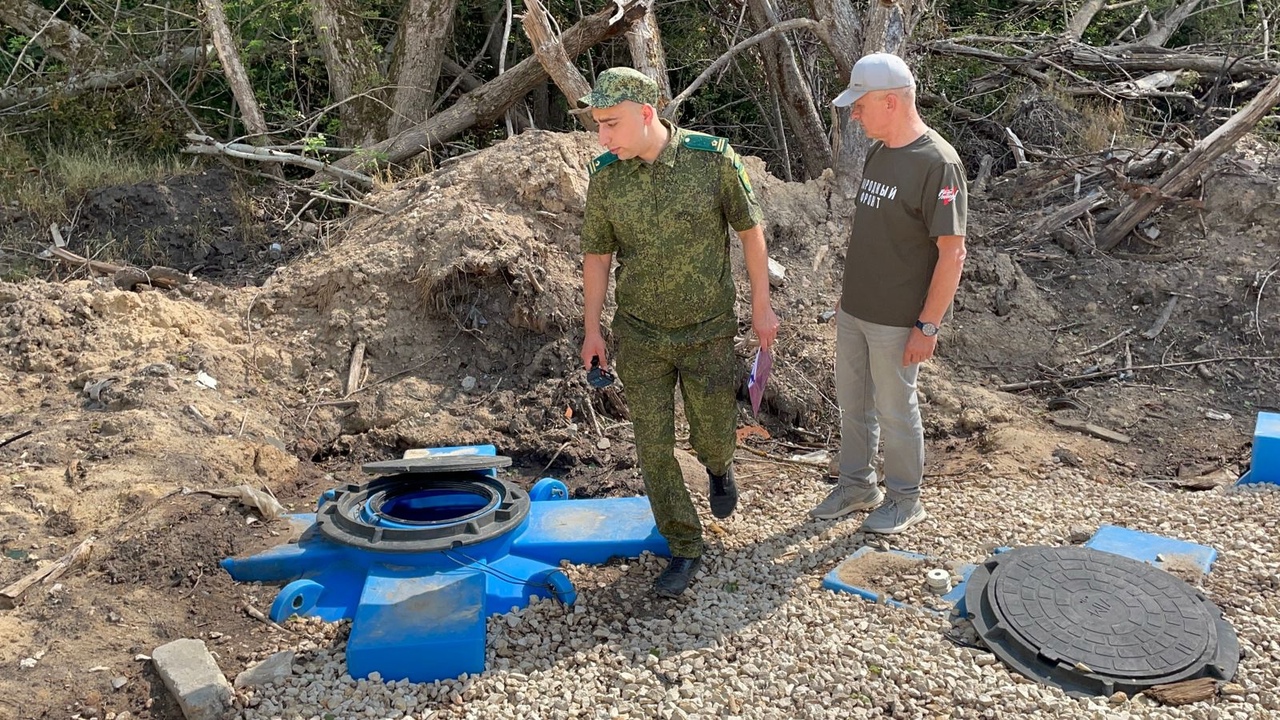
left=0, top=128, right=1276, bottom=719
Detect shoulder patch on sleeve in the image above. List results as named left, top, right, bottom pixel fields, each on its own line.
left=589, top=151, right=619, bottom=176
left=681, top=133, right=729, bottom=154
left=734, top=157, right=754, bottom=196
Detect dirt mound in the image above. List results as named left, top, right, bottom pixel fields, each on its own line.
left=249, top=130, right=863, bottom=480
left=2, top=124, right=1279, bottom=718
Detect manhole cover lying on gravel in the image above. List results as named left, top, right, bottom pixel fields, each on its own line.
left=965, top=545, right=1239, bottom=697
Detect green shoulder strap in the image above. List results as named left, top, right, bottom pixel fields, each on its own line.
left=684, top=132, right=753, bottom=196
left=589, top=151, right=619, bottom=176
left=681, top=132, right=730, bottom=154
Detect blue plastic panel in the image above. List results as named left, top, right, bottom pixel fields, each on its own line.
left=513, top=497, right=669, bottom=566
left=1085, top=524, right=1217, bottom=574
left=1238, top=412, right=1280, bottom=485
left=821, top=547, right=975, bottom=615
left=347, top=569, right=487, bottom=683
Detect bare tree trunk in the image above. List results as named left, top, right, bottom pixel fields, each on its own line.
left=531, top=80, right=550, bottom=128
left=1138, top=0, right=1203, bottom=47
left=199, top=0, right=269, bottom=142
left=818, top=0, right=921, bottom=201
left=746, top=0, right=830, bottom=179
left=806, top=0, right=857, bottom=78
left=334, top=0, right=647, bottom=170
left=808, top=0, right=859, bottom=201
left=387, top=0, right=460, bottom=135
left=310, top=0, right=388, bottom=146
left=626, top=1, right=672, bottom=105
left=0, top=0, right=99, bottom=67
left=522, top=0, right=597, bottom=130
left=1065, top=0, right=1106, bottom=42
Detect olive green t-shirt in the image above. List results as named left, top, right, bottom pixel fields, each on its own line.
left=841, top=128, right=967, bottom=328
left=581, top=121, right=764, bottom=334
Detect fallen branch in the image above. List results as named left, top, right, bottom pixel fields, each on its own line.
left=1006, top=127, right=1028, bottom=165
left=1255, top=261, right=1279, bottom=343
left=0, top=46, right=214, bottom=112
left=1009, top=190, right=1108, bottom=246
left=928, top=40, right=1280, bottom=80
left=735, top=443, right=828, bottom=468
left=1099, top=74, right=1280, bottom=249
left=999, top=355, right=1280, bottom=391
left=307, top=191, right=384, bottom=214
left=184, top=404, right=218, bottom=434
left=42, top=246, right=188, bottom=289
left=112, top=266, right=190, bottom=291
left=1050, top=417, right=1132, bottom=444
left=0, top=430, right=34, bottom=449
left=1078, top=328, right=1132, bottom=356
left=183, top=133, right=374, bottom=188
left=242, top=602, right=293, bottom=633
left=44, top=246, right=123, bottom=277
left=1, top=536, right=95, bottom=609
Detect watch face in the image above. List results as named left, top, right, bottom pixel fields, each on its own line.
left=919, top=322, right=938, bottom=337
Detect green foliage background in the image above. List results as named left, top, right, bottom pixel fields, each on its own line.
left=1, top=0, right=1275, bottom=217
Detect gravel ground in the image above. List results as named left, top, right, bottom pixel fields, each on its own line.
left=230, top=456, right=1280, bottom=720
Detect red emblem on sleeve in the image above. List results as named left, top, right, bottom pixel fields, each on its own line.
left=938, top=186, right=959, bottom=206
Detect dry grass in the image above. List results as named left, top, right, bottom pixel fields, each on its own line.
left=0, top=135, right=190, bottom=280
left=1, top=135, right=188, bottom=219
left=1077, top=100, right=1128, bottom=152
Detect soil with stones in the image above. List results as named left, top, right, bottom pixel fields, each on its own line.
left=0, top=124, right=1277, bottom=719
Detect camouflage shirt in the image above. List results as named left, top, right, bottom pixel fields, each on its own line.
left=581, top=121, right=764, bottom=332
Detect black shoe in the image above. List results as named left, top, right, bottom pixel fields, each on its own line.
left=653, top=556, right=702, bottom=598
left=708, top=466, right=738, bottom=519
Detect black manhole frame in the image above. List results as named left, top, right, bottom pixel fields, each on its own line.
left=316, top=471, right=531, bottom=553
left=965, top=545, right=1239, bottom=697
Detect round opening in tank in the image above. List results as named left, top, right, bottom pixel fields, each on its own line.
left=366, top=482, right=500, bottom=527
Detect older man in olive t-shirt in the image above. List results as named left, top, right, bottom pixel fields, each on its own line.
left=810, top=54, right=968, bottom=534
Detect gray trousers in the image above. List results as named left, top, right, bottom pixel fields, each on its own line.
left=835, top=309, right=924, bottom=498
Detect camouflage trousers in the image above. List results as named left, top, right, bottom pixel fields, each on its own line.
left=615, top=314, right=738, bottom=559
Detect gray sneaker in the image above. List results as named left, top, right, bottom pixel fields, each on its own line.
left=861, top=496, right=927, bottom=534
left=809, top=483, right=885, bottom=520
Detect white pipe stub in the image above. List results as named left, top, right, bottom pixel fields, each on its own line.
left=926, top=568, right=952, bottom=594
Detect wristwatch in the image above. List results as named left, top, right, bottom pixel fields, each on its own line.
left=915, top=320, right=940, bottom=337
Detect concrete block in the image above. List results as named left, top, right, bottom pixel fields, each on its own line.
left=151, top=638, right=233, bottom=720
left=234, top=649, right=295, bottom=689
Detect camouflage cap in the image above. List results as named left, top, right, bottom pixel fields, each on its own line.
left=577, top=67, right=659, bottom=110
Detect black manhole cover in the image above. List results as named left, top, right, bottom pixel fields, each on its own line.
left=966, top=546, right=1238, bottom=697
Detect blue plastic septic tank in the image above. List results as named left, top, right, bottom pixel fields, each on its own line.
left=1239, top=412, right=1280, bottom=486
left=221, top=445, right=670, bottom=683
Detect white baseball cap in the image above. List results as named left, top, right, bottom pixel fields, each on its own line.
left=832, top=53, right=915, bottom=107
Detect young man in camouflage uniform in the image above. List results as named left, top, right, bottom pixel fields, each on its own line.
left=577, top=67, right=780, bottom=598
